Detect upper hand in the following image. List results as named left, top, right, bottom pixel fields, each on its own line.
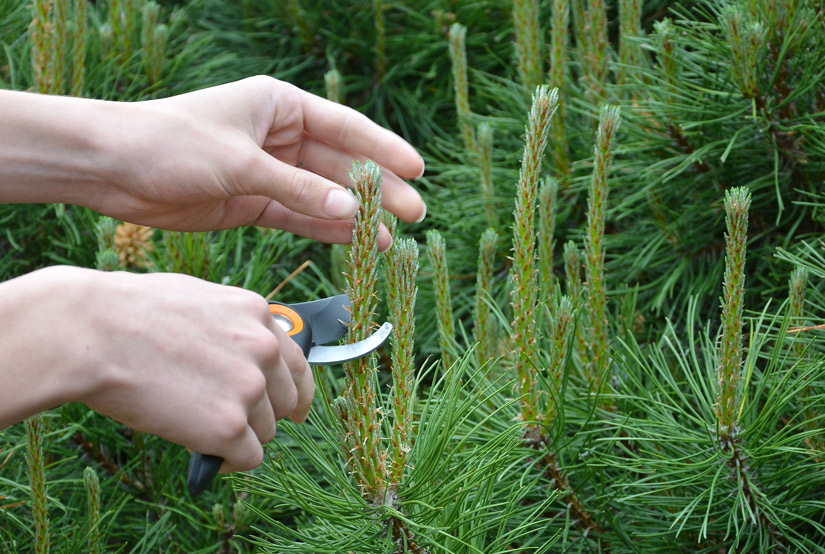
left=84, top=76, right=426, bottom=249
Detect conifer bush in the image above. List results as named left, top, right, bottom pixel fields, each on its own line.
left=2, top=0, right=825, bottom=552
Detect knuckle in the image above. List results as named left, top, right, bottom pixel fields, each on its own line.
left=289, top=170, right=314, bottom=207
left=238, top=369, right=267, bottom=405
left=233, top=289, right=271, bottom=322
left=251, top=330, right=281, bottom=365
left=217, top=408, right=249, bottom=443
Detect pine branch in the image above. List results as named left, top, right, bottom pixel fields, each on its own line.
left=26, top=414, right=49, bottom=554
left=384, top=237, right=419, bottom=487
left=339, top=161, right=387, bottom=501
left=510, top=85, right=559, bottom=425
left=474, top=228, right=499, bottom=369
left=549, top=0, right=570, bottom=177
left=545, top=295, right=574, bottom=426
left=716, top=187, right=750, bottom=444
left=538, top=177, right=559, bottom=300
left=448, top=23, right=474, bottom=154
left=70, top=0, right=86, bottom=96
left=584, top=105, right=620, bottom=396
left=478, top=122, right=499, bottom=229
left=512, top=0, right=542, bottom=93
left=426, top=230, right=457, bottom=370
left=788, top=267, right=825, bottom=461
left=538, top=450, right=607, bottom=546
left=324, top=68, right=343, bottom=104
left=617, top=0, right=644, bottom=90
left=83, top=467, right=101, bottom=554
left=578, top=0, right=609, bottom=102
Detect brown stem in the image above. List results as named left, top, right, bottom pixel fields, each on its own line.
left=724, top=436, right=786, bottom=551
left=667, top=123, right=713, bottom=175
left=534, top=443, right=608, bottom=547
left=72, top=432, right=147, bottom=495
left=388, top=516, right=430, bottom=554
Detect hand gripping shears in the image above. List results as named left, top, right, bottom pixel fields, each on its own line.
left=186, top=294, right=392, bottom=496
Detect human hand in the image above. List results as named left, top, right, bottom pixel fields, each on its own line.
left=0, top=266, right=312, bottom=473
left=81, top=76, right=426, bottom=249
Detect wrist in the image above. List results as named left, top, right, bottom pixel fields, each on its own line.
left=0, top=266, right=106, bottom=427
left=0, top=90, right=119, bottom=206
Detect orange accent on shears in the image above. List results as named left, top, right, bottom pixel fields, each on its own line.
left=269, top=303, right=304, bottom=336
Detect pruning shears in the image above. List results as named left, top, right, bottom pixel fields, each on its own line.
left=186, top=294, right=392, bottom=496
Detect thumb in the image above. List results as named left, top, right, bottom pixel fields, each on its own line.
left=242, top=150, right=360, bottom=220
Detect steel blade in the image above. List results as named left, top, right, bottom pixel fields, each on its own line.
left=306, top=322, right=392, bottom=365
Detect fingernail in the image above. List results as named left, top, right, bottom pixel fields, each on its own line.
left=379, top=232, right=394, bottom=253
left=414, top=202, right=427, bottom=224
left=325, top=188, right=359, bottom=219
left=415, top=157, right=426, bottom=179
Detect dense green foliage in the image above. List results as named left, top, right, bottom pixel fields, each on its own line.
left=3, top=0, right=825, bottom=552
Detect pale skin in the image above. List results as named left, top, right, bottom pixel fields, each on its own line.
left=0, top=75, right=426, bottom=474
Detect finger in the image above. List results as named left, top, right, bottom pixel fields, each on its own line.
left=263, top=357, right=301, bottom=420
left=267, top=321, right=314, bottom=423
left=243, top=151, right=360, bottom=220
left=247, top=392, right=278, bottom=445
left=296, top=136, right=427, bottom=223
left=263, top=323, right=304, bottom=419
left=296, top=89, right=425, bottom=180
left=218, top=425, right=265, bottom=473
left=288, top=359, right=315, bottom=424
left=252, top=200, right=393, bottom=251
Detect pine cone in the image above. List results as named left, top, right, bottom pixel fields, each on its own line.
left=114, top=223, right=154, bottom=269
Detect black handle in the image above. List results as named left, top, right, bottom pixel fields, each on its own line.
left=187, top=452, right=223, bottom=496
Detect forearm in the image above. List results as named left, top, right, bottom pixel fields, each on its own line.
left=0, top=267, right=100, bottom=428
left=0, top=90, right=118, bottom=205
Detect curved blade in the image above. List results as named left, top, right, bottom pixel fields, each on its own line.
left=288, top=294, right=351, bottom=345
left=307, top=322, right=392, bottom=365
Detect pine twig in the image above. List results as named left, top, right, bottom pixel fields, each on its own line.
left=71, top=432, right=147, bottom=494
left=83, top=467, right=101, bottom=554
left=511, top=85, right=559, bottom=426
left=426, top=230, right=457, bottom=370
left=546, top=296, right=574, bottom=426
left=478, top=122, right=499, bottom=229
left=325, top=68, right=343, bottom=104
left=716, top=187, right=750, bottom=445
left=787, top=323, right=825, bottom=334
left=448, top=23, right=474, bottom=153
left=474, top=228, right=499, bottom=369
left=70, top=0, right=86, bottom=96
left=384, top=237, right=419, bottom=487
left=564, top=240, right=589, bottom=375
left=26, top=414, right=50, bottom=554
left=578, top=0, right=609, bottom=102
left=618, top=0, right=644, bottom=89
left=787, top=268, right=825, bottom=460
left=265, top=259, right=312, bottom=300
left=373, top=0, right=386, bottom=83
left=538, top=177, right=559, bottom=299
left=141, top=2, right=168, bottom=85
left=30, top=0, right=56, bottom=95
left=584, top=105, right=620, bottom=397
left=512, top=0, right=542, bottom=93
left=549, top=0, right=570, bottom=178
left=339, top=161, right=387, bottom=501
